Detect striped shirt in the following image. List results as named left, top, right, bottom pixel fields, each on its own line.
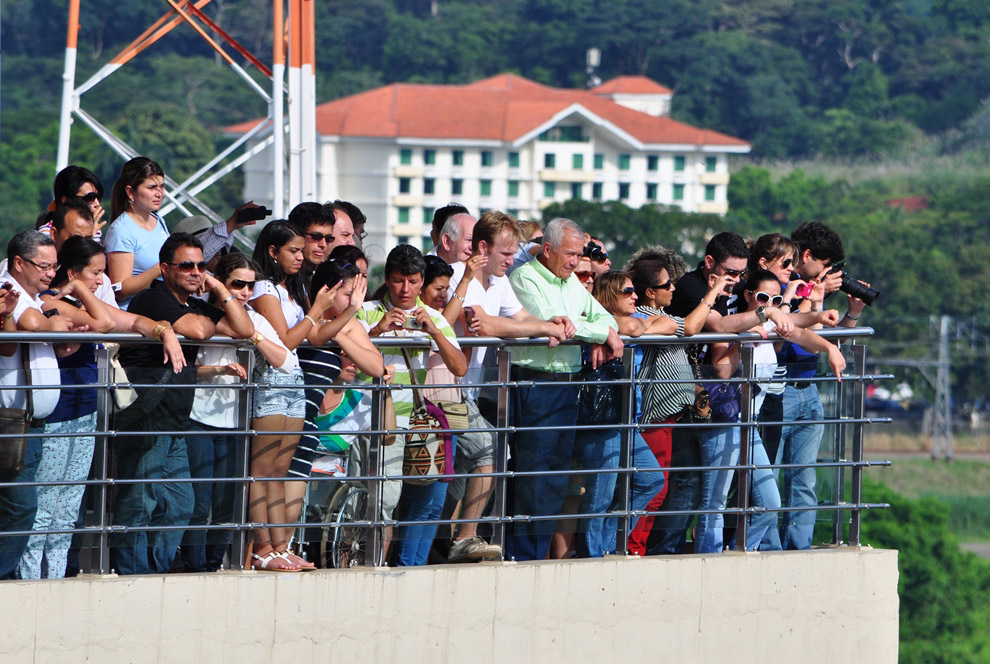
left=637, top=305, right=696, bottom=423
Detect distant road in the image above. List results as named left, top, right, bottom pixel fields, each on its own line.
left=960, top=542, right=990, bottom=558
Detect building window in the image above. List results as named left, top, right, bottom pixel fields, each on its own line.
left=673, top=183, right=684, bottom=201
left=538, top=126, right=587, bottom=142
left=423, top=206, right=434, bottom=223
left=705, top=156, right=717, bottom=172
left=618, top=182, right=630, bottom=199
left=453, top=150, right=464, bottom=166
left=424, top=149, right=436, bottom=165
left=705, top=184, right=716, bottom=201
left=399, top=177, right=411, bottom=194
left=646, top=183, right=658, bottom=200
left=647, top=155, right=659, bottom=171
left=423, top=178, right=435, bottom=195
left=398, top=207, right=410, bottom=223
left=594, top=153, right=604, bottom=170
left=480, top=179, right=492, bottom=197
left=508, top=151, right=520, bottom=168
left=572, top=154, right=584, bottom=170
left=618, top=154, right=631, bottom=170
left=544, top=153, right=556, bottom=169
left=543, top=182, right=555, bottom=198
left=508, top=209, right=519, bottom=218
left=508, top=180, right=519, bottom=198
left=570, top=182, right=582, bottom=200
left=400, top=149, right=412, bottom=165
left=397, top=235, right=410, bottom=245
left=673, top=155, right=685, bottom=171
left=592, top=182, right=603, bottom=199
left=452, top=179, right=463, bottom=195
left=481, top=150, right=493, bottom=167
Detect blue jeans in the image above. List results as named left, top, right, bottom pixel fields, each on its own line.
left=646, top=425, right=701, bottom=555
left=730, top=427, right=782, bottom=551
left=575, top=429, right=663, bottom=558
left=111, top=435, right=194, bottom=575
left=506, top=381, right=579, bottom=562
left=180, top=427, right=236, bottom=572
left=394, top=479, right=448, bottom=566
left=776, top=385, right=825, bottom=550
left=0, top=430, right=43, bottom=579
left=695, top=425, right=740, bottom=553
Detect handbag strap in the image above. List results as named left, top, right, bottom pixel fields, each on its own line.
left=399, top=347, right=426, bottom=410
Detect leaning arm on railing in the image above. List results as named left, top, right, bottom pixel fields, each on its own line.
left=41, top=280, right=116, bottom=333
left=330, top=318, right=384, bottom=378
left=207, top=275, right=254, bottom=339
left=108, top=309, right=185, bottom=372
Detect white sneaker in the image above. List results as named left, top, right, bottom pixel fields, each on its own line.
left=448, top=536, right=502, bottom=563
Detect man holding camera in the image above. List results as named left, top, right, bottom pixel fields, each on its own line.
left=771, top=221, right=871, bottom=550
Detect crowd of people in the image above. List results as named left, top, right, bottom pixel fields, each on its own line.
left=0, top=156, right=871, bottom=579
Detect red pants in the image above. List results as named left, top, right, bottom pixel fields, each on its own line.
left=627, top=415, right=676, bottom=555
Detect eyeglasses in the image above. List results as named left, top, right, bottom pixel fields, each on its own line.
left=650, top=279, right=673, bottom=290
left=305, top=232, right=335, bottom=244
left=169, top=261, right=208, bottom=272
left=22, top=257, right=59, bottom=273
left=753, top=291, right=783, bottom=307
left=779, top=258, right=794, bottom=269
left=620, top=287, right=636, bottom=296
left=73, top=192, right=102, bottom=204
left=229, top=279, right=256, bottom=289
left=358, top=231, right=368, bottom=241
left=717, top=263, right=747, bottom=278
left=574, top=270, right=595, bottom=281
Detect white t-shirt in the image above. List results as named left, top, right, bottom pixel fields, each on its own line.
left=252, top=280, right=304, bottom=328
left=0, top=275, right=61, bottom=419
left=189, top=310, right=296, bottom=429
left=95, top=273, right=119, bottom=309
left=447, top=261, right=522, bottom=400
left=742, top=321, right=780, bottom=416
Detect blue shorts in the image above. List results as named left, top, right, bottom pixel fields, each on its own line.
left=253, top=367, right=306, bottom=419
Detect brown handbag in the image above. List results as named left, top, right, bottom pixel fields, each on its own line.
left=0, top=345, right=33, bottom=478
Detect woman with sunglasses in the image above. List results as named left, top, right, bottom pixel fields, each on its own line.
left=699, top=269, right=845, bottom=553
left=566, top=271, right=665, bottom=558
left=46, top=165, right=106, bottom=239
left=247, top=220, right=338, bottom=570
left=105, top=157, right=171, bottom=309
left=182, top=253, right=297, bottom=572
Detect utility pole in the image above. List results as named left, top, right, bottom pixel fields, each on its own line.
left=932, top=315, right=953, bottom=461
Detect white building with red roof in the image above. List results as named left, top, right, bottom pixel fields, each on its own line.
left=227, top=73, right=749, bottom=253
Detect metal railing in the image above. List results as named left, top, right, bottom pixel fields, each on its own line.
left=0, top=327, right=891, bottom=576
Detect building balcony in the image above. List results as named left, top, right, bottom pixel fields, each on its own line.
left=698, top=201, right=729, bottom=215
left=391, top=194, right=422, bottom=207
left=539, top=169, right=597, bottom=183
left=393, top=165, right=424, bottom=178
left=700, top=172, right=729, bottom=185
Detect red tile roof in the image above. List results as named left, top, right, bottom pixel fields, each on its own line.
left=226, top=73, right=748, bottom=148
left=590, top=75, right=673, bottom=96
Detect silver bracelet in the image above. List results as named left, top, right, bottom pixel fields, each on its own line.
left=221, top=294, right=236, bottom=305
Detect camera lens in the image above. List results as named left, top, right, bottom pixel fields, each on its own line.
left=839, top=272, right=879, bottom=306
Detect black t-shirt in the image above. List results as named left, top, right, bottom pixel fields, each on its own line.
left=120, top=280, right=225, bottom=367
left=667, top=266, right=731, bottom=318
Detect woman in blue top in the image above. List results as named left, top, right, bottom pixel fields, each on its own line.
left=104, top=157, right=169, bottom=309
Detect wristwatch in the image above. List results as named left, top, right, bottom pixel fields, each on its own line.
left=250, top=331, right=265, bottom=345
left=755, top=306, right=768, bottom=324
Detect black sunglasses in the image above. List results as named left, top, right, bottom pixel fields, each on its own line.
left=169, top=261, right=208, bottom=272
left=779, top=257, right=794, bottom=269
left=718, top=264, right=747, bottom=278
left=229, top=279, right=256, bottom=289
left=620, top=287, right=636, bottom=296
left=651, top=279, right=673, bottom=290
left=305, top=231, right=335, bottom=243
left=73, top=192, right=102, bottom=204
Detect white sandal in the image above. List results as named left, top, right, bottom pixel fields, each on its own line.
left=251, top=551, right=301, bottom=572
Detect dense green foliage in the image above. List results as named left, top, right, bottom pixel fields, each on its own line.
left=861, top=477, right=990, bottom=663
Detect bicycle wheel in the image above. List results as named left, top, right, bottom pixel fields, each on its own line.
left=320, top=483, right=377, bottom=568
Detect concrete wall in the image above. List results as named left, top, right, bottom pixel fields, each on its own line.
left=1, top=548, right=898, bottom=664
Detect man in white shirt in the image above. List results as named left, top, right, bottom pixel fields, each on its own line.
left=443, top=211, right=567, bottom=562
left=0, top=231, right=70, bottom=578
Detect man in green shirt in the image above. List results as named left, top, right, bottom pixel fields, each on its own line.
left=506, top=217, right=623, bottom=561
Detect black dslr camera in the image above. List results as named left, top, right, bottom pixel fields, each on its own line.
left=584, top=242, right=608, bottom=263
left=826, top=263, right=880, bottom=306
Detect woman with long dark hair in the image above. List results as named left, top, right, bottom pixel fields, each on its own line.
left=247, top=220, right=337, bottom=570
left=104, top=157, right=169, bottom=308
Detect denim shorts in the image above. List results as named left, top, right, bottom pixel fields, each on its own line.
left=253, top=367, right=305, bottom=419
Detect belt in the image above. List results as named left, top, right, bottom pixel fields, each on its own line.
left=513, top=366, right=579, bottom=382
left=787, top=381, right=813, bottom=389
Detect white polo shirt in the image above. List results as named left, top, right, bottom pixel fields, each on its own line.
left=447, top=261, right=522, bottom=400
left=0, top=274, right=61, bottom=419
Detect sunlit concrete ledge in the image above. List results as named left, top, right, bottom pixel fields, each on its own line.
left=1, top=547, right=898, bottom=663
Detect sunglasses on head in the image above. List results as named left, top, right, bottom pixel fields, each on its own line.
left=169, top=261, right=208, bottom=272
left=620, top=287, right=636, bottom=296
left=73, top=192, right=102, bottom=204
left=574, top=270, right=595, bottom=280
left=651, top=279, right=673, bottom=290
left=229, top=279, right=256, bottom=289
left=753, top=291, right=783, bottom=307
left=305, top=231, right=335, bottom=243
